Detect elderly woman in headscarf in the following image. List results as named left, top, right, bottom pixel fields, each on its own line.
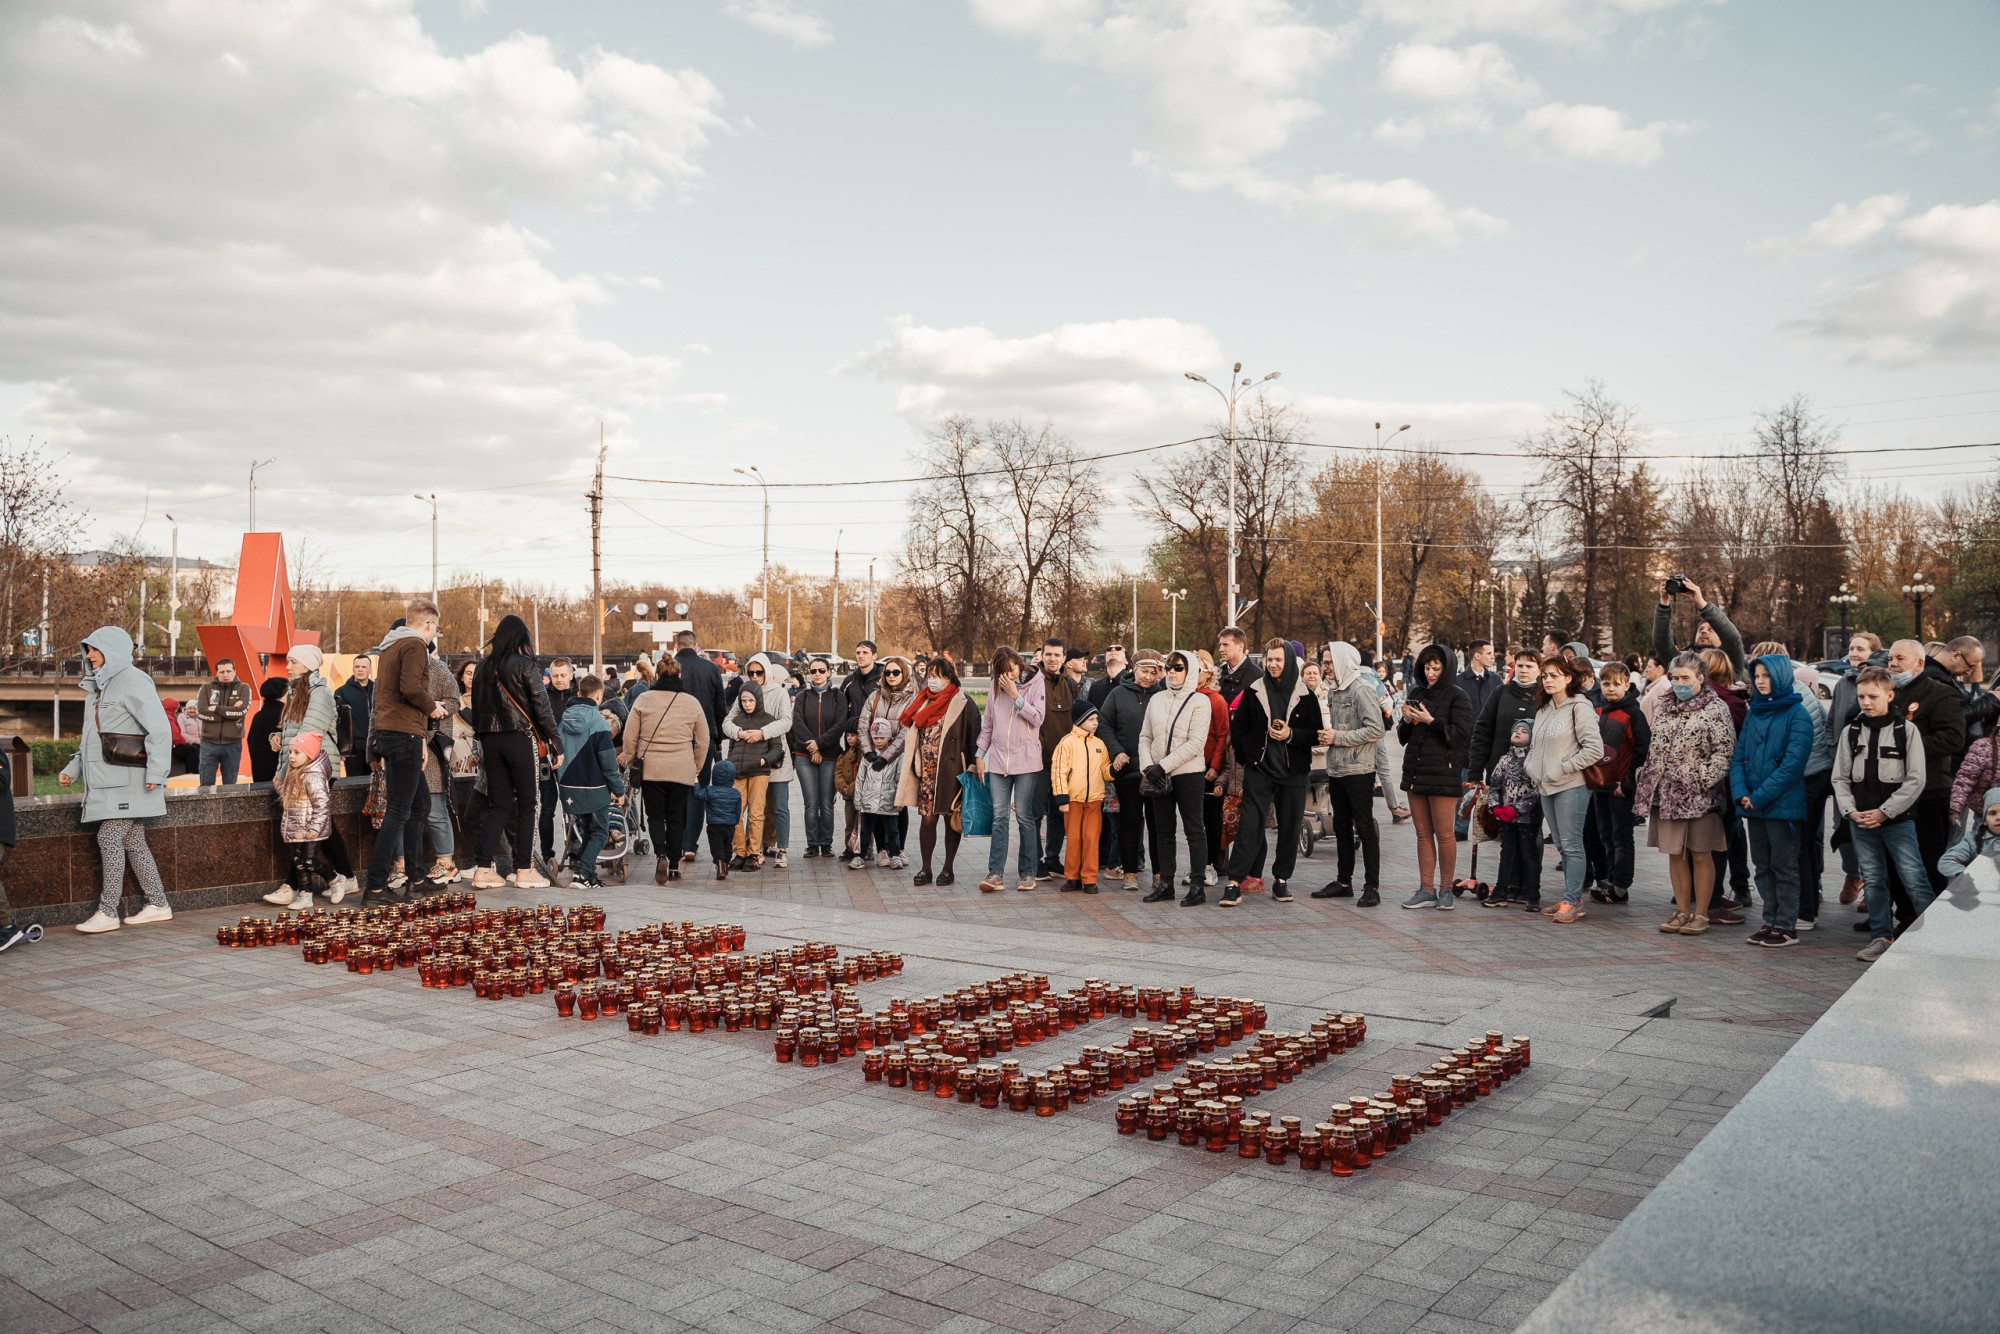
left=854, top=656, right=916, bottom=869
left=62, top=627, right=174, bottom=934
left=1138, top=649, right=1213, bottom=906
left=1225, top=639, right=1326, bottom=906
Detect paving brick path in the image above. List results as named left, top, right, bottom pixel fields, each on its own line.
left=1, top=818, right=1868, bottom=1332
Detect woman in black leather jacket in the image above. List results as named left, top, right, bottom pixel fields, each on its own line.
left=467, top=615, right=561, bottom=889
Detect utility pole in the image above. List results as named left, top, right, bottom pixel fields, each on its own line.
left=1374, top=422, right=1411, bottom=662
left=734, top=465, right=771, bottom=650
left=1185, top=362, right=1281, bottom=628
left=248, top=457, right=275, bottom=532
left=1130, top=575, right=1139, bottom=650
left=589, top=425, right=607, bottom=678
left=533, top=599, right=540, bottom=652
left=785, top=589, right=792, bottom=656
left=479, top=584, right=488, bottom=648
left=830, top=529, right=843, bottom=661
left=42, top=569, right=56, bottom=740
left=413, top=493, right=438, bottom=609
left=165, top=514, right=181, bottom=668
left=335, top=600, right=342, bottom=655
left=866, top=559, right=875, bottom=643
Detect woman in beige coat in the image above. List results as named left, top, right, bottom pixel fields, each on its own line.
left=622, top=659, right=711, bottom=883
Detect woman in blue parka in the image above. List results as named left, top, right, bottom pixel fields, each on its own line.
left=61, top=627, right=175, bottom=934
left=1729, top=652, right=1816, bottom=948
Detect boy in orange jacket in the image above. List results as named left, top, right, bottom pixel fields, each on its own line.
left=1051, top=697, right=1114, bottom=894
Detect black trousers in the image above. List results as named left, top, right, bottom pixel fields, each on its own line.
left=642, top=780, right=691, bottom=871
left=1204, top=793, right=1227, bottom=874
left=365, top=732, right=429, bottom=891
left=706, top=825, right=735, bottom=862
left=1798, top=769, right=1833, bottom=921
left=1040, top=763, right=1065, bottom=873
left=1229, top=770, right=1306, bottom=884
left=1113, top=773, right=1150, bottom=874
left=475, top=732, right=538, bottom=869
left=1326, top=772, right=1380, bottom=888
left=538, top=772, right=559, bottom=859
left=1588, top=790, right=1635, bottom=890
left=1146, top=773, right=1207, bottom=884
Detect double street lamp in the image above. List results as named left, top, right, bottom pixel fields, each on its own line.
left=1162, top=587, right=1188, bottom=648
left=1902, top=573, right=1936, bottom=640
left=733, top=465, right=771, bottom=651
left=1828, top=582, right=1859, bottom=651
left=1185, top=363, right=1281, bottom=628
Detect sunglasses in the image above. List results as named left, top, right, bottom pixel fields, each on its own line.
left=883, top=671, right=904, bottom=681
left=746, top=668, right=765, bottom=677
left=810, top=669, right=828, bottom=676
left=1105, top=644, right=1125, bottom=654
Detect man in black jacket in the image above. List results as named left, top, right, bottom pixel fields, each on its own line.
left=1215, top=627, right=1255, bottom=701
left=1452, top=641, right=1500, bottom=837
left=1889, top=638, right=1967, bottom=915
left=793, top=658, right=851, bottom=861
left=334, top=655, right=373, bottom=779
left=1101, top=652, right=1161, bottom=890
left=674, top=631, right=728, bottom=863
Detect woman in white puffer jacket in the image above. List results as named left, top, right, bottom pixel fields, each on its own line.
left=1138, top=650, right=1212, bottom=905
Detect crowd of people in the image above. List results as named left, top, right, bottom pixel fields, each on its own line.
left=35, top=579, right=2000, bottom=970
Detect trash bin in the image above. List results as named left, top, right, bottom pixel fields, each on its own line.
left=1, top=735, right=28, bottom=798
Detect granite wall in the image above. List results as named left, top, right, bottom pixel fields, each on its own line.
left=5, top=779, right=456, bottom=926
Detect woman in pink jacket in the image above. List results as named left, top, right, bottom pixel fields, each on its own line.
left=977, top=646, right=1047, bottom=893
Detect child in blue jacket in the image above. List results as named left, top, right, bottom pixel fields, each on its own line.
left=1940, top=787, right=2000, bottom=881
left=556, top=676, right=627, bottom=891
left=1730, top=654, right=1816, bottom=948
left=698, top=758, right=743, bottom=880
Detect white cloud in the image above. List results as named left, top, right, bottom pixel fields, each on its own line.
left=1380, top=41, right=1538, bottom=103
left=724, top=0, right=831, bottom=48
left=1752, top=194, right=1909, bottom=259
left=1510, top=102, right=1692, bottom=165
left=1802, top=202, right=2000, bottom=365
left=970, top=0, right=1496, bottom=244
left=1373, top=116, right=1429, bottom=147
left=1871, top=110, right=1934, bottom=156
left=0, top=0, right=726, bottom=527
left=1366, top=0, right=1711, bottom=48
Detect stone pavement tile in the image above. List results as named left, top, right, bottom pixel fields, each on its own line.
left=832, top=1291, right=964, bottom=1330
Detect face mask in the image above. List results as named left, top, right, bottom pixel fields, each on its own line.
left=1891, top=670, right=1915, bottom=687
left=1671, top=682, right=1697, bottom=701
left=927, top=677, right=946, bottom=694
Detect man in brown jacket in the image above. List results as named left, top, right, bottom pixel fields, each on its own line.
left=366, top=601, right=446, bottom=901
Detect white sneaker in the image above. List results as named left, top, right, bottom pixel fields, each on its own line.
left=847, top=855, right=865, bottom=870
left=876, top=850, right=890, bottom=867
left=1794, top=918, right=1816, bottom=932
left=890, top=855, right=907, bottom=870
left=75, top=910, right=121, bottom=934
left=128, top=903, right=173, bottom=925
left=262, top=886, right=298, bottom=906
left=1205, top=867, right=1218, bottom=887
left=328, top=875, right=356, bottom=904
left=514, top=869, right=551, bottom=889
left=774, top=849, right=788, bottom=869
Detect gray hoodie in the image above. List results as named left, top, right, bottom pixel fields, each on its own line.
left=1322, top=643, right=1386, bottom=779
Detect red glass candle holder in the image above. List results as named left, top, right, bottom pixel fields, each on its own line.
left=1328, top=1123, right=1357, bottom=1176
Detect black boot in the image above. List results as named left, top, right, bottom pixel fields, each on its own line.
left=1356, top=886, right=1381, bottom=907
left=1180, top=887, right=1206, bottom=907
left=1312, top=881, right=1353, bottom=899
left=1141, top=886, right=1174, bottom=903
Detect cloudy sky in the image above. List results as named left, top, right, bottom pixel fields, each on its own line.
left=3, top=0, right=1996, bottom=597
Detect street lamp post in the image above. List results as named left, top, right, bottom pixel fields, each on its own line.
left=831, top=529, right=843, bottom=662
left=1901, top=573, right=1936, bottom=640
left=1185, top=362, right=1281, bottom=629
left=1828, top=582, right=1859, bottom=655
left=164, top=513, right=180, bottom=670
left=248, top=458, right=275, bottom=532
left=1163, top=587, right=1188, bottom=648
left=1374, top=422, right=1411, bottom=662
left=733, top=465, right=771, bottom=651
left=413, top=493, right=438, bottom=609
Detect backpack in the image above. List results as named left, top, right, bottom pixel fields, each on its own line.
left=1585, top=704, right=1634, bottom=791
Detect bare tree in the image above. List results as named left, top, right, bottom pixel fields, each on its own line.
left=0, top=437, right=84, bottom=655
left=1520, top=381, right=1645, bottom=636
left=1751, top=395, right=1845, bottom=650
left=1133, top=453, right=1226, bottom=628
left=896, top=417, right=1009, bottom=661
left=986, top=419, right=1103, bottom=646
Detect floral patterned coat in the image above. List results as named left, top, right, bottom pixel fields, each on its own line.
left=1632, top=686, right=1736, bottom=821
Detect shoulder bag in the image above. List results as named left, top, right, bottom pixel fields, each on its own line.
left=95, top=701, right=148, bottom=768
left=496, top=670, right=549, bottom=760
left=1141, top=693, right=1197, bottom=794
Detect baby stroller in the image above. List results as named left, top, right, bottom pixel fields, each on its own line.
left=597, top=802, right=632, bottom=885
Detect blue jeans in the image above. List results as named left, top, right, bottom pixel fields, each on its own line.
left=198, top=741, right=240, bottom=785
left=1544, top=786, right=1591, bottom=906
left=987, top=770, right=1044, bottom=878
left=572, top=808, right=607, bottom=880
left=1852, top=820, right=1934, bottom=939
left=1746, top=817, right=1801, bottom=931
left=766, top=779, right=791, bottom=853
left=798, top=758, right=838, bottom=849
left=425, top=787, right=455, bottom=857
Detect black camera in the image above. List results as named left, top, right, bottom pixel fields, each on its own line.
left=1664, top=574, right=1690, bottom=596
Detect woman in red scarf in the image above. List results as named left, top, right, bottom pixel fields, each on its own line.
left=896, top=657, right=981, bottom=886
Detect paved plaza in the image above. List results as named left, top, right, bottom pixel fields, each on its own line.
left=2, top=822, right=1866, bottom=1333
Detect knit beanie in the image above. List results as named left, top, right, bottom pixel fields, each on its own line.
left=1071, top=695, right=1099, bottom=727
left=287, top=644, right=324, bottom=672
left=292, top=731, right=322, bottom=761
